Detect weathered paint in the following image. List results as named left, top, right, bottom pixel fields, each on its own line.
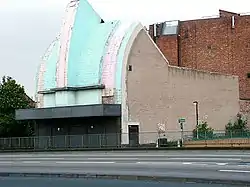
left=99, top=21, right=121, bottom=84
left=72, top=22, right=118, bottom=87
left=56, top=0, right=79, bottom=88
left=55, top=91, right=75, bottom=106
left=43, top=40, right=60, bottom=90
left=115, top=22, right=138, bottom=103
left=43, top=93, right=55, bottom=108
left=75, top=90, right=102, bottom=105
left=36, top=0, right=142, bottom=110
left=102, top=22, right=133, bottom=89
left=67, top=0, right=101, bottom=87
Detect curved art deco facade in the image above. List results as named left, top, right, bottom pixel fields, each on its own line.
left=36, top=0, right=143, bottom=108
left=20, top=0, right=240, bottom=146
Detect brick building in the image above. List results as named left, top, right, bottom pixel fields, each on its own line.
left=149, top=10, right=250, bottom=115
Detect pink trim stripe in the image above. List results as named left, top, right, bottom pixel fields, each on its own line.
left=37, top=61, right=46, bottom=107
left=38, top=39, right=56, bottom=92
left=37, top=61, right=45, bottom=92
left=102, top=23, right=132, bottom=88
left=56, top=0, right=79, bottom=88
left=37, top=39, right=57, bottom=107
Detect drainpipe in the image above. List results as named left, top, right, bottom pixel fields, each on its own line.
left=177, top=20, right=181, bottom=67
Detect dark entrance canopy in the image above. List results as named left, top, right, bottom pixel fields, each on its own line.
left=15, top=104, right=121, bottom=120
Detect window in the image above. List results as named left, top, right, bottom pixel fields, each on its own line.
left=247, top=73, right=250, bottom=78
left=184, top=29, right=189, bottom=39
left=162, top=20, right=179, bottom=35
left=128, top=65, right=132, bottom=71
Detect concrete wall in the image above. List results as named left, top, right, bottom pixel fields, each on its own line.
left=127, top=29, right=239, bottom=143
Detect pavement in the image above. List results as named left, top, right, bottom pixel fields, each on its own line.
left=0, top=150, right=250, bottom=185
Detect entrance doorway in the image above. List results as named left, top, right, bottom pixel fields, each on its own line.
left=129, top=125, right=139, bottom=147
left=52, top=126, right=66, bottom=148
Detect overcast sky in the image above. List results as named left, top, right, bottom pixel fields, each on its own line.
left=0, top=0, right=249, bottom=98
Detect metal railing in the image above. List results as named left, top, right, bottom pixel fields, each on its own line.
left=0, top=130, right=249, bottom=150
left=0, top=132, right=180, bottom=150
left=191, top=130, right=250, bottom=141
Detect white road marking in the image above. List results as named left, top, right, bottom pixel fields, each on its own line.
left=183, top=162, right=208, bottom=166
left=55, top=161, right=115, bottom=164
left=193, top=163, right=208, bottom=166
left=182, top=162, right=192, bottom=165
left=137, top=161, right=185, bottom=164
left=219, top=169, right=250, bottom=173
left=136, top=162, right=208, bottom=166
left=216, top=163, right=228, bottom=166
left=15, top=158, right=65, bottom=160
left=137, top=162, right=160, bottom=164
left=21, top=161, right=41, bottom=164
left=87, top=158, right=137, bottom=160
left=238, top=165, right=250, bottom=167
left=168, top=158, right=241, bottom=161
left=0, top=161, right=12, bottom=164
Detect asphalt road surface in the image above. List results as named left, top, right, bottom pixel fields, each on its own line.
left=0, top=177, right=242, bottom=187
left=0, top=150, right=250, bottom=184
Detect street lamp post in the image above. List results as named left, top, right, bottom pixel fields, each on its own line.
left=193, top=101, right=199, bottom=139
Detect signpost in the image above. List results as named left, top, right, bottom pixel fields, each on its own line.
left=178, top=118, right=186, bottom=147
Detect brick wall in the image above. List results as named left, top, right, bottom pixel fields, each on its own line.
left=156, top=35, right=179, bottom=66
left=150, top=10, right=250, bottom=113
left=240, top=100, right=250, bottom=120
left=179, top=14, right=250, bottom=100
left=219, top=9, right=240, bottom=18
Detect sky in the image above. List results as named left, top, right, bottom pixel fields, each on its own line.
left=0, top=0, right=249, bottom=98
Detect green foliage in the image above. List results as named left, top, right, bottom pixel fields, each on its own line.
left=193, top=121, right=214, bottom=140
left=225, top=113, right=249, bottom=138
left=0, top=76, right=34, bottom=137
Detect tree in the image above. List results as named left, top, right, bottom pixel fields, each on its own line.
left=0, top=76, right=34, bottom=137
left=193, top=121, right=214, bottom=140
left=225, top=113, right=248, bottom=138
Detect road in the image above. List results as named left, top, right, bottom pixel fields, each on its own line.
left=0, top=150, right=250, bottom=184
left=0, top=177, right=242, bottom=187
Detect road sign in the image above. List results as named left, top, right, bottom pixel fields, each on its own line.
left=178, top=118, right=186, bottom=123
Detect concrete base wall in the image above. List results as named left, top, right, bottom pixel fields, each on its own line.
left=184, top=139, right=250, bottom=148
